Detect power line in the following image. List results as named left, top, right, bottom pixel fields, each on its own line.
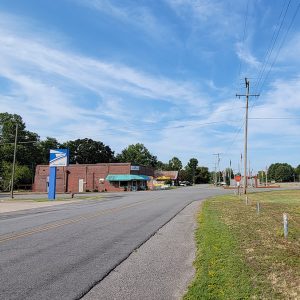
left=0, top=141, right=39, bottom=145
left=237, top=0, right=250, bottom=81
left=0, top=120, right=243, bottom=144
left=257, top=1, right=300, bottom=95
left=249, top=117, right=300, bottom=120
left=254, top=0, right=292, bottom=94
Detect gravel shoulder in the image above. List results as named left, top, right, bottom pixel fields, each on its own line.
left=82, top=200, right=200, bottom=300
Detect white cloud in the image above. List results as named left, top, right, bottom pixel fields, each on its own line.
left=165, top=0, right=243, bottom=39
left=278, top=32, right=300, bottom=65
left=166, top=0, right=223, bottom=21
left=236, top=42, right=261, bottom=70
left=1, top=7, right=300, bottom=170
left=0, top=13, right=212, bottom=151
left=0, top=21, right=207, bottom=108
left=74, top=0, right=173, bottom=42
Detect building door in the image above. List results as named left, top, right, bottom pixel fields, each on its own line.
left=132, top=180, right=137, bottom=191
left=46, top=176, right=49, bottom=192
left=79, top=179, right=84, bottom=193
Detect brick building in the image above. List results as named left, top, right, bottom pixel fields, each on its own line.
left=33, top=163, right=154, bottom=193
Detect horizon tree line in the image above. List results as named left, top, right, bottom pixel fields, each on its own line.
left=1, top=112, right=299, bottom=190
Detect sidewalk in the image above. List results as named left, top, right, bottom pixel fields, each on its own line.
left=0, top=199, right=79, bottom=214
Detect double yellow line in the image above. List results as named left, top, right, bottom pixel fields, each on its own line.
left=0, top=201, right=143, bottom=244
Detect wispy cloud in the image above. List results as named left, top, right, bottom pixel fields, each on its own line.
left=0, top=18, right=206, bottom=107
left=0, top=13, right=211, bottom=149
left=235, top=41, right=261, bottom=70
left=74, top=0, right=173, bottom=42
left=278, top=32, right=300, bottom=65
left=165, top=0, right=243, bottom=39
left=1, top=4, right=300, bottom=170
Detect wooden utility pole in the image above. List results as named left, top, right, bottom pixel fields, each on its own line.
left=10, top=123, right=18, bottom=199
left=213, top=153, right=221, bottom=184
left=236, top=78, right=259, bottom=194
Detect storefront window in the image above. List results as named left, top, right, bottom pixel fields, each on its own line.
left=111, top=182, right=119, bottom=188
left=119, top=181, right=128, bottom=187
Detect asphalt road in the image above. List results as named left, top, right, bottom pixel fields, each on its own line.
left=0, top=185, right=229, bottom=300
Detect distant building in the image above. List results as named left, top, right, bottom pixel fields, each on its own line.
left=33, top=163, right=154, bottom=193
left=233, top=175, right=258, bottom=187
left=152, top=170, right=179, bottom=188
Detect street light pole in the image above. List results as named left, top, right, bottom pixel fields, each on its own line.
left=10, top=123, right=18, bottom=199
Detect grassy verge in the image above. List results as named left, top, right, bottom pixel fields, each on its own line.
left=184, top=190, right=300, bottom=299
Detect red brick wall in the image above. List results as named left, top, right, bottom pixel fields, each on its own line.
left=33, top=163, right=139, bottom=193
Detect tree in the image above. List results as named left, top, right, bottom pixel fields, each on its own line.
left=168, top=157, right=182, bottom=171
left=38, top=137, right=60, bottom=164
left=223, top=168, right=234, bottom=186
left=0, top=162, right=32, bottom=191
left=225, top=168, right=234, bottom=179
left=210, top=171, right=216, bottom=184
left=268, top=163, right=294, bottom=182
left=258, top=170, right=266, bottom=184
left=0, top=113, right=41, bottom=189
left=0, top=112, right=40, bottom=166
left=294, top=165, right=300, bottom=182
left=116, top=143, right=157, bottom=167
left=185, top=158, right=198, bottom=184
left=156, top=160, right=169, bottom=171
left=61, top=138, right=115, bottom=164
left=178, top=169, right=189, bottom=181
left=195, top=166, right=210, bottom=184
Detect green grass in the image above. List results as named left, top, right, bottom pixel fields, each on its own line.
left=184, top=190, right=300, bottom=300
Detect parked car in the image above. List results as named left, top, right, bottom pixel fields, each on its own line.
left=179, top=181, right=192, bottom=186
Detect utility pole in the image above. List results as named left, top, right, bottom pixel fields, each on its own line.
left=229, top=160, right=231, bottom=184
left=10, top=123, right=18, bottom=199
left=214, top=161, right=217, bottom=185
left=265, top=165, right=268, bottom=187
left=236, top=78, right=259, bottom=194
left=213, top=153, right=221, bottom=184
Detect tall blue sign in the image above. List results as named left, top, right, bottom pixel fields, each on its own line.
left=48, top=149, right=69, bottom=200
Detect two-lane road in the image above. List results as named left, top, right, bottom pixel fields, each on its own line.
left=0, top=185, right=229, bottom=300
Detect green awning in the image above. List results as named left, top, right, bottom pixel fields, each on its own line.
left=106, top=174, right=150, bottom=181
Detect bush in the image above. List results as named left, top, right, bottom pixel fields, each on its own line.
left=0, top=162, right=32, bottom=191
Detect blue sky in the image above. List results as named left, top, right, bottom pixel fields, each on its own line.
left=1, top=0, right=300, bottom=173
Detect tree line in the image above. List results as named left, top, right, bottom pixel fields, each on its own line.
left=1, top=112, right=299, bottom=191
left=0, top=113, right=210, bottom=190
left=258, top=163, right=300, bottom=183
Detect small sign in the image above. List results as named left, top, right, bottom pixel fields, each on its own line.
left=49, top=149, right=69, bottom=167
left=130, top=166, right=140, bottom=171
left=235, top=175, right=241, bottom=182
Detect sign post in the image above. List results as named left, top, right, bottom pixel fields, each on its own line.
left=48, top=167, right=57, bottom=200
left=48, top=149, right=69, bottom=200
